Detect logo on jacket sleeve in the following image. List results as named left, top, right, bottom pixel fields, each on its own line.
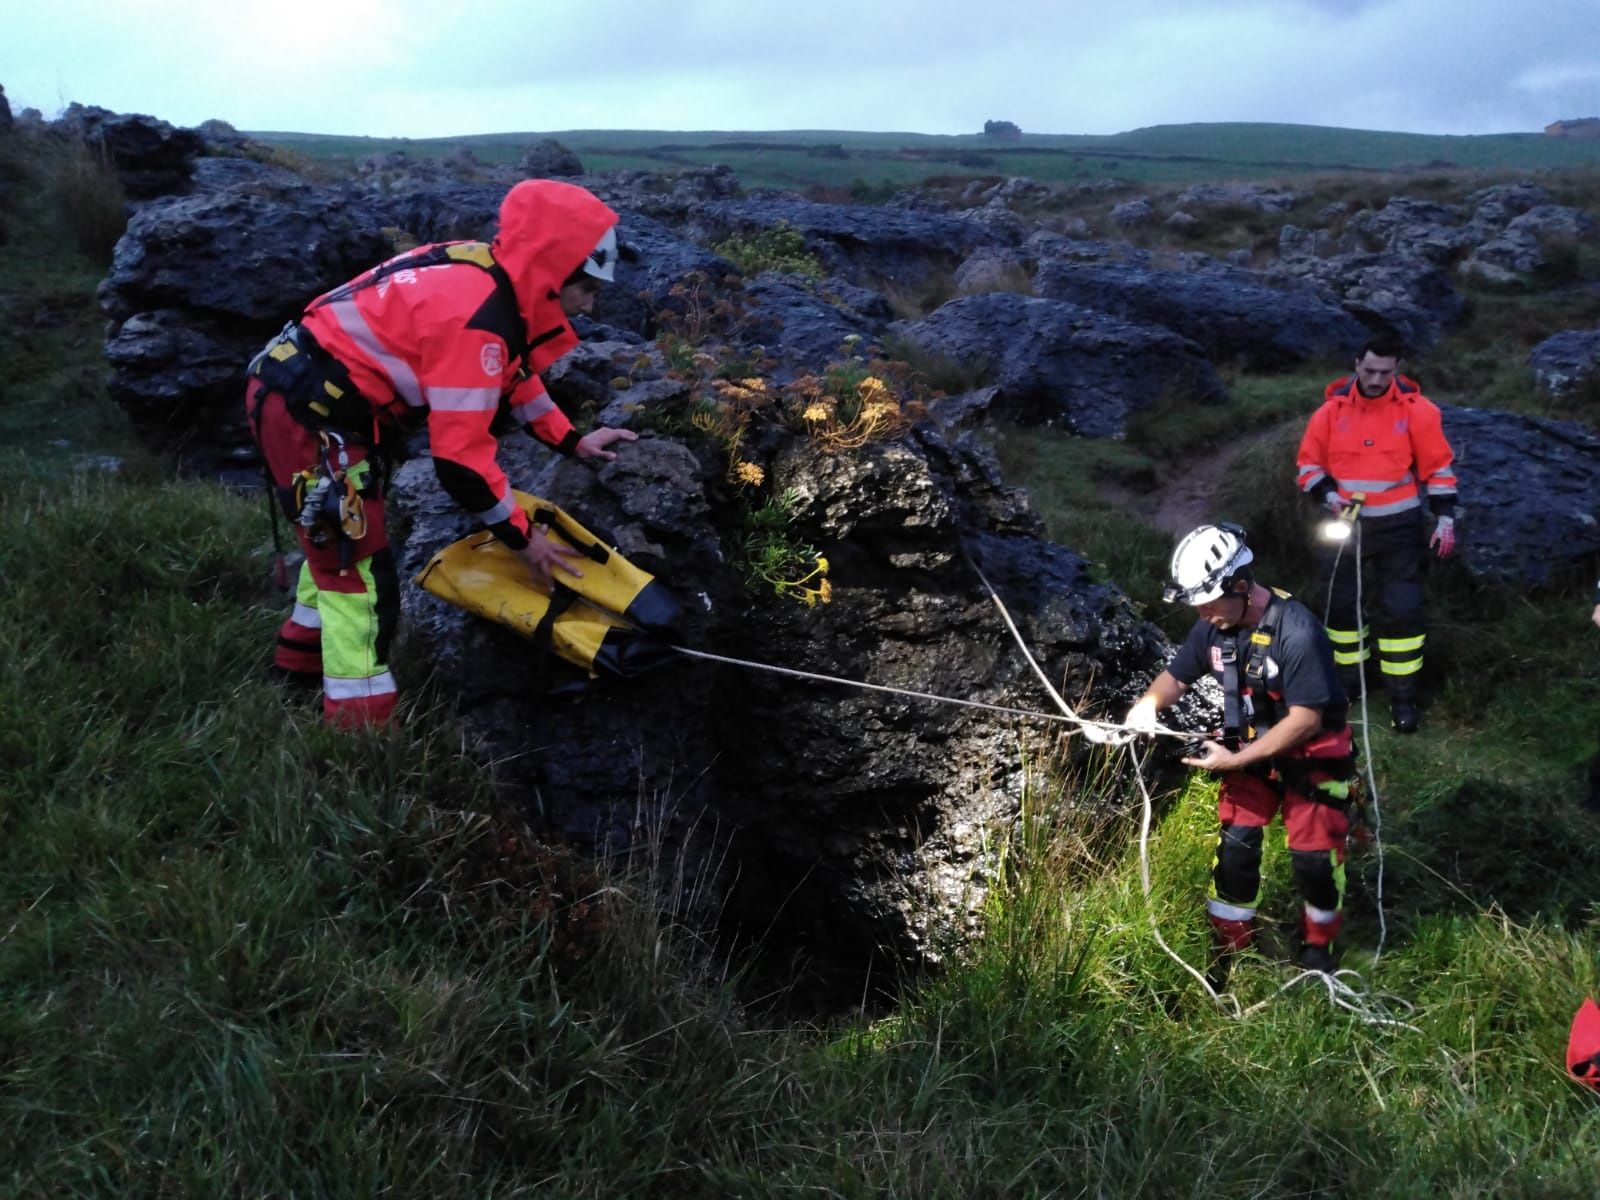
left=480, top=343, right=505, bottom=375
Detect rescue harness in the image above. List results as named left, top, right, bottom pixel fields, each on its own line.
left=1215, top=588, right=1364, bottom=823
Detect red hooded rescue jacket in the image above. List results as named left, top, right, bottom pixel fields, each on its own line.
left=299, top=180, right=618, bottom=549
left=1295, top=374, right=1457, bottom=519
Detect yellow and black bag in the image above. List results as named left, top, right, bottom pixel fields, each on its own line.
left=415, top=492, right=681, bottom=679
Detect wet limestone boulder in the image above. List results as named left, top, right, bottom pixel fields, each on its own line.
left=388, top=409, right=1181, bottom=992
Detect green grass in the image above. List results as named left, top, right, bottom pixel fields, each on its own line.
left=7, top=127, right=1600, bottom=1196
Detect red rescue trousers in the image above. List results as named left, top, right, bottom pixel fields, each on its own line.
left=247, top=380, right=399, bottom=728
left=1207, top=742, right=1352, bottom=952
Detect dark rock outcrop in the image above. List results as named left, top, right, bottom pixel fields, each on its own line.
left=735, top=272, right=894, bottom=376
left=1032, top=259, right=1369, bottom=369
left=195, top=118, right=250, bottom=150
left=1460, top=204, right=1598, bottom=284
left=1267, top=251, right=1464, bottom=350
left=390, top=413, right=1179, bottom=988
left=587, top=209, right=737, bottom=339
left=54, top=103, right=205, bottom=198
left=892, top=292, right=1226, bottom=437
left=1465, top=183, right=1554, bottom=231
left=685, top=196, right=1011, bottom=292
left=518, top=138, right=584, bottom=178
left=1445, top=405, right=1600, bottom=588
left=1530, top=326, right=1600, bottom=396
left=1175, top=183, right=1300, bottom=214
left=97, top=187, right=393, bottom=469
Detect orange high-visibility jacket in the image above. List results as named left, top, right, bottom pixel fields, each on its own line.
left=1296, top=375, right=1458, bottom=519
left=299, top=180, right=617, bottom=549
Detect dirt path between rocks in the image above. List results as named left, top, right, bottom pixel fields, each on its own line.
left=1106, top=420, right=1297, bottom=538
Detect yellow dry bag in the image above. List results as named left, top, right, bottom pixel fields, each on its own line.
left=415, top=492, right=681, bottom=678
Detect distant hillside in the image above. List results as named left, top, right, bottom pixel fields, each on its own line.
left=251, top=121, right=1600, bottom=192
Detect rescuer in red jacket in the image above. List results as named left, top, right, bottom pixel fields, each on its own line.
left=1296, top=335, right=1458, bottom=733
left=246, top=179, right=637, bottom=728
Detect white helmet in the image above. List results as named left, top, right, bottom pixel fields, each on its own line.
left=1165, top=523, right=1253, bottom=605
left=580, top=225, right=618, bottom=283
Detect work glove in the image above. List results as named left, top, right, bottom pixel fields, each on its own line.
left=1323, top=491, right=1345, bottom=514
left=1429, top=515, right=1456, bottom=558
left=1124, top=697, right=1161, bottom=737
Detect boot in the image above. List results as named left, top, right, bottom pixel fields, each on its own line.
left=1297, top=942, right=1337, bottom=973
left=1206, top=915, right=1254, bottom=993
left=1390, top=699, right=1419, bottom=733
left=1337, top=664, right=1367, bottom=703
left=1387, top=674, right=1420, bottom=733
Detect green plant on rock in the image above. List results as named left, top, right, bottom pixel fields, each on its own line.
left=713, top=220, right=824, bottom=279
left=740, top=490, right=831, bottom=607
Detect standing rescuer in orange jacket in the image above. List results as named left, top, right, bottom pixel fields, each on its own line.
left=1296, top=335, right=1458, bottom=734
left=246, top=179, right=637, bottom=728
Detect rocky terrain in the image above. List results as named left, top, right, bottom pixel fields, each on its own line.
left=28, top=103, right=1600, bottom=993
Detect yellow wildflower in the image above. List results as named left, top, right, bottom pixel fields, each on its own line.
left=818, top=578, right=833, bottom=603
left=815, top=556, right=829, bottom=575
left=735, top=461, right=766, bottom=486
left=857, top=375, right=890, bottom=402
left=802, top=402, right=832, bottom=422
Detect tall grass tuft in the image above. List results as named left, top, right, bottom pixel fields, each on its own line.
left=39, top=136, right=127, bottom=261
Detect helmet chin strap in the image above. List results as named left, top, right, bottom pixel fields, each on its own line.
left=1217, top=583, right=1254, bottom=631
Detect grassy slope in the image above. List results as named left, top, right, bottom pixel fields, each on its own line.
left=255, top=121, right=1600, bottom=192
left=3, top=129, right=1600, bottom=1196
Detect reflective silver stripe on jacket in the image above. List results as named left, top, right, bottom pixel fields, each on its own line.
left=320, top=299, right=424, bottom=407
left=425, top=385, right=499, bottom=412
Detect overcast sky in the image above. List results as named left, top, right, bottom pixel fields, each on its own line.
left=3, top=0, right=1597, bottom=139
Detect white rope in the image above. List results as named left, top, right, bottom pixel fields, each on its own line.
left=669, top=644, right=1189, bottom=743
left=1323, top=520, right=1391, bottom=963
